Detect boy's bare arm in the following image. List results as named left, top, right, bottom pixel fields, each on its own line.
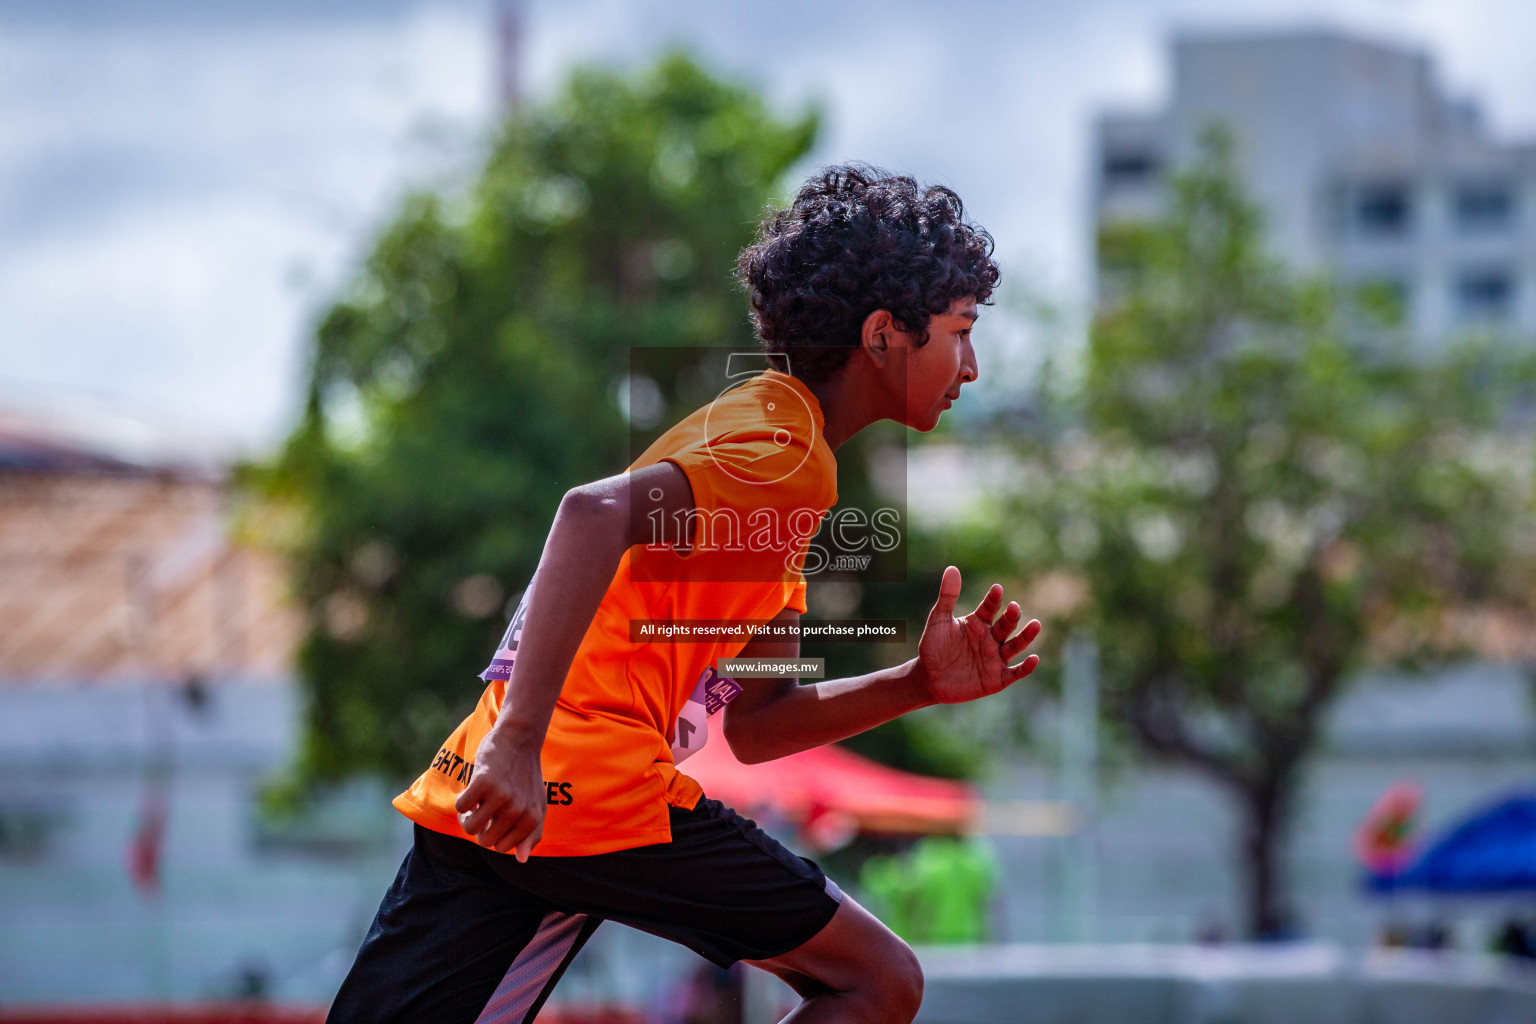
left=723, top=567, right=1041, bottom=764
left=454, top=460, right=694, bottom=858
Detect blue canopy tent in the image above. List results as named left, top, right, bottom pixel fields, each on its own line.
left=1369, top=791, right=1536, bottom=895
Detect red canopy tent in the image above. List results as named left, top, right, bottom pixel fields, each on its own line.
left=679, top=718, right=979, bottom=848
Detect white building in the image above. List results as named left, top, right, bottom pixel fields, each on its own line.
left=1094, top=29, right=1536, bottom=347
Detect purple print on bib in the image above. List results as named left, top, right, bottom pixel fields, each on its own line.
left=670, top=664, right=742, bottom=764
left=480, top=582, right=532, bottom=682
left=704, top=671, right=743, bottom=715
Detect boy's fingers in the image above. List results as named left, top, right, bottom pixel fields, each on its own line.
left=454, top=774, right=484, bottom=814
left=1001, top=619, right=1042, bottom=660
left=991, top=602, right=1021, bottom=642
left=971, top=584, right=1004, bottom=625
left=458, top=791, right=503, bottom=836
left=487, top=810, right=530, bottom=853
left=480, top=815, right=514, bottom=851
left=515, top=822, right=542, bottom=863
left=929, top=566, right=962, bottom=620
left=459, top=807, right=489, bottom=838
left=1006, top=654, right=1041, bottom=683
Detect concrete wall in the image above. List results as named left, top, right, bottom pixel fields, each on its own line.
left=916, top=944, right=1536, bottom=1024
left=0, top=681, right=409, bottom=1003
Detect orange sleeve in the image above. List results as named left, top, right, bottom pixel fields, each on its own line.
left=661, top=449, right=723, bottom=528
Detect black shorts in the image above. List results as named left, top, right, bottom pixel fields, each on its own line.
left=327, top=798, right=843, bottom=1024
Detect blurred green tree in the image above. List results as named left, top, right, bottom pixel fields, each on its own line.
left=996, top=131, right=1536, bottom=937
left=253, top=54, right=818, bottom=788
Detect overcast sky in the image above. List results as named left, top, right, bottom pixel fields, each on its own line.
left=3, top=0, right=1535, bottom=455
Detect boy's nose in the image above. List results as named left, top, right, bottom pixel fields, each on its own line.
left=960, top=340, right=979, bottom=384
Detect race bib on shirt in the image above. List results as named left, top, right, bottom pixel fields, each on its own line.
left=483, top=581, right=741, bottom=764
left=670, top=664, right=743, bottom=764
left=480, top=582, right=532, bottom=682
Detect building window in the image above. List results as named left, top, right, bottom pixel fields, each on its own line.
left=1455, top=268, right=1515, bottom=322
left=1455, top=182, right=1515, bottom=233
left=1102, top=149, right=1160, bottom=188
left=1354, top=182, right=1413, bottom=238
left=0, top=800, right=68, bottom=862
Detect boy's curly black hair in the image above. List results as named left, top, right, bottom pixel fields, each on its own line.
left=736, top=164, right=1001, bottom=382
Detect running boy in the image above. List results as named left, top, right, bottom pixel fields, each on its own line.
left=329, top=165, right=1041, bottom=1024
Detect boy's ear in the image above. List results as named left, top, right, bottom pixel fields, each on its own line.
left=859, top=309, right=894, bottom=369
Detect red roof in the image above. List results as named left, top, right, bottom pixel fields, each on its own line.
left=680, top=718, right=979, bottom=844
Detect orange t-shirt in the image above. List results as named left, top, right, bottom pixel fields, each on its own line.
left=393, top=370, right=838, bottom=855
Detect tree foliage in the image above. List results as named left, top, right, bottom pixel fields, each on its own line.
left=998, top=131, right=1536, bottom=936
left=255, top=55, right=818, bottom=787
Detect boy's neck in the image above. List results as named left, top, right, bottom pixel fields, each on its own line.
left=801, top=367, right=882, bottom=452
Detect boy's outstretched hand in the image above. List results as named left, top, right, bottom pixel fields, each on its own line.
left=916, top=565, right=1041, bottom=705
